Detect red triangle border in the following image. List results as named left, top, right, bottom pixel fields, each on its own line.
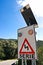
left=19, top=38, right=35, bottom=54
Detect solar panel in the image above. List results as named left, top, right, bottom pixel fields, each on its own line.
left=20, top=4, right=38, bottom=27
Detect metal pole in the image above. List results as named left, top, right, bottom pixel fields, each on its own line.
left=22, top=59, right=23, bottom=65
left=32, top=59, right=36, bottom=65
left=25, top=54, right=27, bottom=65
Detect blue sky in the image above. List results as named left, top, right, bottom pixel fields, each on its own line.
left=0, top=0, right=43, bottom=40
left=0, top=0, right=26, bottom=39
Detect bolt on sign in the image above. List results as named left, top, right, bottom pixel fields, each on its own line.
left=18, top=25, right=37, bottom=59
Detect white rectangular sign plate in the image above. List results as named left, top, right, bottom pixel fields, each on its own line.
left=18, top=25, right=37, bottom=59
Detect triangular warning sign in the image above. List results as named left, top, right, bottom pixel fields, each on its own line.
left=19, top=38, right=35, bottom=54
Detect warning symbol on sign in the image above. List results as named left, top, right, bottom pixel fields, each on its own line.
left=19, top=38, right=35, bottom=54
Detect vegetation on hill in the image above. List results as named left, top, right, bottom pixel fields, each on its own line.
left=0, top=39, right=43, bottom=65
left=36, top=40, right=43, bottom=48
left=0, top=39, right=18, bottom=60
left=37, top=46, right=43, bottom=65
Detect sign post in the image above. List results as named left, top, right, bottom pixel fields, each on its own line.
left=18, top=4, right=38, bottom=65
left=25, top=54, right=27, bottom=65
left=18, top=25, right=37, bottom=65
left=32, top=59, right=36, bottom=65
left=22, top=58, right=24, bottom=65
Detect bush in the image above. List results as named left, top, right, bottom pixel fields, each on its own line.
left=0, top=39, right=18, bottom=60
left=0, top=46, right=5, bottom=60
left=37, top=46, right=43, bottom=65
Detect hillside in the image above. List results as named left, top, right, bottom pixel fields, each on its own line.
left=0, top=38, right=43, bottom=48
left=36, top=40, right=43, bottom=48
left=0, top=38, right=43, bottom=60
left=0, top=38, right=43, bottom=50
left=0, top=38, right=18, bottom=60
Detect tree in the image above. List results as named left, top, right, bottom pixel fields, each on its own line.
left=0, top=39, right=18, bottom=60
left=0, top=46, right=5, bottom=59
left=3, top=40, right=17, bottom=59
left=37, top=46, right=43, bottom=65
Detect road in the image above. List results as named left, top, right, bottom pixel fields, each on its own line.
left=0, top=59, right=18, bottom=65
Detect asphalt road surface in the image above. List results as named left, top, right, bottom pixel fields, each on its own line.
left=0, top=59, right=18, bottom=65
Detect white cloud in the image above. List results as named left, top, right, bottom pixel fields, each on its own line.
left=17, top=0, right=43, bottom=17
